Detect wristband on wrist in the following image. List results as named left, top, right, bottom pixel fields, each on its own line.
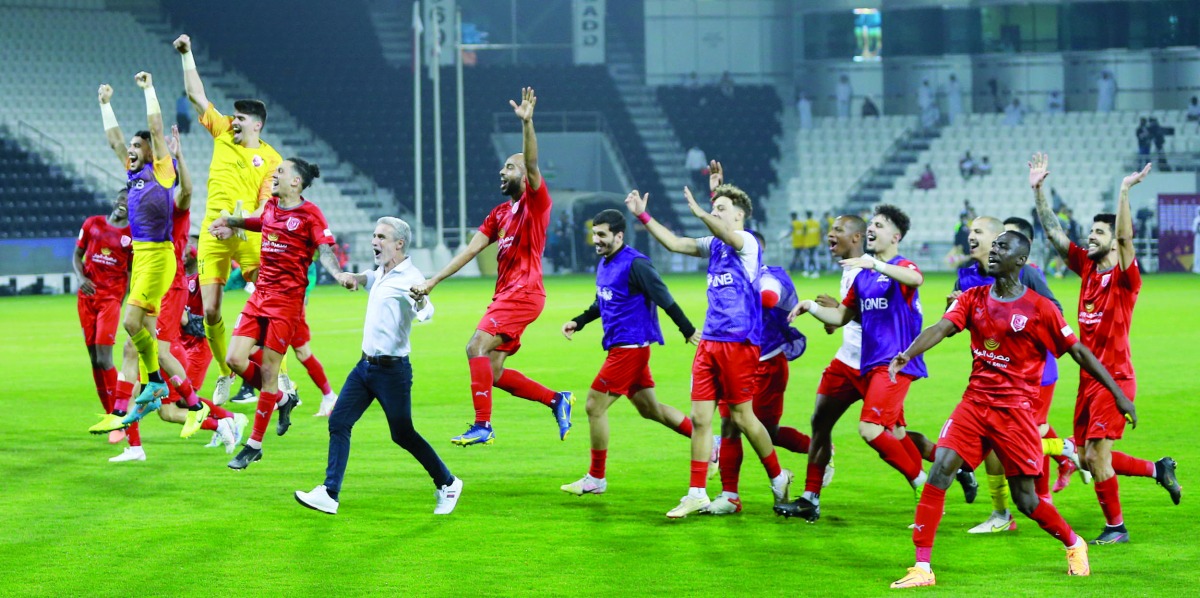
left=636, top=212, right=652, bottom=225
left=144, top=86, right=161, bottom=116
left=872, top=256, right=885, bottom=272
left=100, top=103, right=118, bottom=130
left=182, top=51, right=197, bottom=71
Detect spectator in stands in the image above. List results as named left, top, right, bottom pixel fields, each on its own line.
left=836, top=75, right=852, bottom=119
left=176, top=91, right=190, bottom=134
left=918, top=79, right=939, bottom=129
left=1003, top=98, right=1024, bottom=126
left=786, top=212, right=804, bottom=271
left=864, top=94, right=883, bottom=117
left=912, top=164, right=937, bottom=190
left=1136, top=117, right=1151, bottom=158
left=1097, top=70, right=1117, bottom=112
left=799, top=210, right=821, bottom=278
left=946, top=213, right=971, bottom=269
left=975, top=156, right=992, bottom=177
left=959, top=199, right=976, bottom=221
left=945, top=74, right=964, bottom=124
left=987, top=78, right=1003, bottom=113
left=719, top=71, right=735, bottom=99
left=1148, top=117, right=1167, bottom=163
left=684, top=145, right=708, bottom=193
left=1188, top=97, right=1200, bottom=122
left=1047, top=90, right=1065, bottom=114
left=796, top=92, right=813, bottom=129
left=959, top=151, right=976, bottom=180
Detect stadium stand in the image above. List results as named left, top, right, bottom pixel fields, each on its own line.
left=0, top=132, right=99, bottom=239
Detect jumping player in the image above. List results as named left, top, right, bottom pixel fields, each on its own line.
left=409, top=88, right=573, bottom=446
left=559, top=208, right=699, bottom=496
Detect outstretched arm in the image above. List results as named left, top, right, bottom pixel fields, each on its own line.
left=1030, top=152, right=1071, bottom=260
left=316, top=244, right=358, bottom=290
left=97, top=84, right=126, bottom=167
left=410, top=231, right=492, bottom=297
left=167, top=125, right=192, bottom=211
left=1067, top=343, right=1137, bottom=428
left=135, top=72, right=170, bottom=164
left=889, top=319, right=957, bottom=381
left=1116, top=163, right=1151, bottom=270
left=841, top=254, right=924, bottom=287
left=624, top=190, right=700, bottom=256
left=510, top=87, right=541, bottom=191
left=789, top=298, right=854, bottom=327
left=173, top=34, right=209, bottom=114
left=685, top=186, right=745, bottom=250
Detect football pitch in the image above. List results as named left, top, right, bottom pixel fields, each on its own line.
left=1, top=272, right=1196, bottom=596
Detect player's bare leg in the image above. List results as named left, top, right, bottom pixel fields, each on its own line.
left=776, top=394, right=853, bottom=521
left=906, top=429, right=978, bottom=505
left=90, top=306, right=169, bottom=433
left=731, top=403, right=792, bottom=507
left=1006, top=475, right=1089, bottom=575
left=628, top=388, right=691, bottom=435
left=966, top=452, right=1016, bottom=533
left=96, top=340, right=146, bottom=461
left=200, top=281, right=236, bottom=403
left=861, top=421, right=926, bottom=495
left=228, top=344, right=283, bottom=470
left=154, top=338, right=209, bottom=437
left=1081, top=437, right=1179, bottom=543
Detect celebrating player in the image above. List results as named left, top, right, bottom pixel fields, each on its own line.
left=1031, top=153, right=1182, bottom=544
left=887, top=231, right=1136, bottom=588
left=777, top=205, right=927, bottom=521
left=74, top=189, right=131, bottom=425
left=175, top=33, right=283, bottom=404
left=210, top=158, right=355, bottom=469
left=559, top=209, right=699, bottom=497
left=409, top=88, right=573, bottom=447
left=625, top=185, right=792, bottom=518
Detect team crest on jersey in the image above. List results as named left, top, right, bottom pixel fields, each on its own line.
left=1011, top=314, right=1028, bottom=332
left=120, top=235, right=131, bottom=247
left=974, top=307, right=984, bottom=320
left=1100, top=273, right=1111, bottom=288
left=598, top=287, right=613, bottom=301
left=1084, top=302, right=1096, bottom=313
left=984, top=338, right=1000, bottom=351
left=268, top=233, right=279, bottom=242
left=188, top=279, right=197, bottom=292
left=252, top=155, right=264, bottom=168
left=286, top=217, right=300, bottom=231
left=100, top=248, right=112, bottom=256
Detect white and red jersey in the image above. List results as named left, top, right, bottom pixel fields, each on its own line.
left=478, top=180, right=551, bottom=299
left=77, top=215, right=132, bottom=302
left=247, top=197, right=335, bottom=320
left=944, top=285, right=1078, bottom=408
left=1067, top=243, right=1139, bottom=379
left=834, top=265, right=863, bottom=369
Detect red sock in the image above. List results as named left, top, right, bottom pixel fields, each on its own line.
left=300, top=354, right=333, bottom=395
left=804, top=463, right=825, bottom=494
left=720, top=437, right=743, bottom=494
left=912, top=484, right=946, bottom=563
left=250, top=390, right=281, bottom=443
left=1035, top=455, right=1051, bottom=498
left=868, top=432, right=922, bottom=481
left=689, top=460, right=708, bottom=488
left=1029, top=499, right=1079, bottom=546
left=674, top=417, right=693, bottom=437
left=201, top=417, right=218, bottom=431
left=775, top=426, right=811, bottom=454
left=127, top=421, right=141, bottom=447
left=201, top=398, right=233, bottom=420
left=239, top=361, right=263, bottom=390
left=1110, top=451, right=1155, bottom=477
left=468, top=356, right=493, bottom=424
left=112, top=380, right=134, bottom=413
left=589, top=449, right=607, bottom=479
left=761, top=450, right=782, bottom=480
left=250, top=348, right=263, bottom=366
left=1094, top=476, right=1123, bottom=526
left=901, top=433, right=929, bottom=464
left=168, top=375, right=200, bottom=408
left=90, top=367, right=110, bottom=411
left=102, top=367, right=117, bottom=412
left=495, top=369, right=557, bottom=406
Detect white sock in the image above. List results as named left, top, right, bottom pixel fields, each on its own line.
left=912, top=470, right=928, bottom=487
left=247, top=438, right=262, bottom=449
left=720, top=491, right=739, bottom=500
left=1068, top=536, right=1085, bottom=549
left=802, top=491, right=819, bottom=504
left=688, top=487, right=707, bottom=499
left=323, top=392, right=337, bottom=402
left=915, top=562, right=931, bottom=573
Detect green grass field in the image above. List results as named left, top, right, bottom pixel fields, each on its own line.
left=1, top=271, right=1197, bottom=596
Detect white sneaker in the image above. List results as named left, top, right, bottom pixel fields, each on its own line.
left=109, top=446, right=146, bottom=462
left=212, top=375, right=233, bottom=405
left=203, top=432, right=222, bottom=448
left=707, top=435, right=722, bottom=479
left=1063, top=439, right=1090, bottom=485
left=295, top=485, right=338, bottom=514
left=315, top=393, right=337, bottom=417
left=822, top=462, right=836, bottom=488
left=667, top=492, right=711, bottom=518
left=699, top=495, right=742, bottom=515
left=278, top=374, right=300, bottom=405
left=232, top=413, right=248, bottom=445
left=216, top=417, right=238, bottom=454
left=434, top=477, right=464, bottom=515
left=561, top=475, right=607, bottom=496
left=968, top=510, right=1017, bottom=534
left=770, top=469, right=794, bottom=505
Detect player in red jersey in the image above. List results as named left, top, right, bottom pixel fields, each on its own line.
left=1031, top=153, right=1182, bottom=544
left=74, top=189, right=132, bottom=423
left=410, top=88, right=574, bottom=446
left=210, top=157, right=356, bottom=469
left=887, top=231, right=1136, bottom=588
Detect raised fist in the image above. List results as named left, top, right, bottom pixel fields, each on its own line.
left=135, top=72, right=153, bottom=89
left=173, top=34, right=191, bottom=53
left=98, top=84, right=113, bottom=105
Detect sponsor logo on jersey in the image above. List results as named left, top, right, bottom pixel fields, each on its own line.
left=598, top=286, right=613, bottom=301
left=121, top=235, right=132, bottom=247
left=101, top=247, right=112, bottom=256
left=1100, top=273, right=1111, bottom=288
left=707, top=272, right=735, bottom=287
left=286, top=217, right=300, bottom=232
left=268, top=233, right=279, bottom=242
left=984, top=338, right=1000, bottom=351
left=1084, top=302, right=1095, bottom=313
left=861, top=297, right=889, bottom=311
left=1010, top=314, right=1028, bottom=332
left=1060, top=324, right=1074, bottom=337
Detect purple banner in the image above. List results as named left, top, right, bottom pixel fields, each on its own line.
left=1157, top=194, right=1200, bottom=273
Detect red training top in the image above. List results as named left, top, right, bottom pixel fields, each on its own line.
left=478, top=180, right=551, bottom=299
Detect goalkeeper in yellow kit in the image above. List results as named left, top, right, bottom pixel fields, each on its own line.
left=175, top=33, right=282, bottom=404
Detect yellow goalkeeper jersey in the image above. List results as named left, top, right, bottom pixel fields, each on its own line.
left=199, top=103, right=282, bottom=220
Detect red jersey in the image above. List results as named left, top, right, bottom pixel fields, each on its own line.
left=247, top=197, right=335, bottom=319
left=76, top=215, right=132, bottom=302
left=185, top=273, right=203, bottom=318
left=1067, top=243, right=1140, bottom=379
left=170, top=207, right=190, bottom=290
left=478, top=180, right=551, bottom=298
left=944, top=285, right=1078, bottom=408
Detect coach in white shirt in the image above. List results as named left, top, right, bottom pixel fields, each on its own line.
left=295, top=217, right=462, bottom=516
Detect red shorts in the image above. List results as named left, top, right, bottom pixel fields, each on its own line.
left=591, top=346, right=655, bottom=397
left=817, top=358, right=867, bottom=404
left=1031, top=382, right=1055, bottom=426
left=1074, top=376, right=1137, bottom=443
left=750, top=352, right=789, bottom=427
left=691, top=340, right=760, bottom=405
left=938, top=397, right=1043, bottom=478
left=478, top=293, right=545, bottom=355
left=860, top=366, right=915, bottom=429
left=232, top=310, right=302, bottom=355
left=155, top=284, right=187, bottom=343
left=77, top=295, right=122, bottom=346
left=291, top=315, right=311, bottom=348
left=182, top=335, right=213, bottom=389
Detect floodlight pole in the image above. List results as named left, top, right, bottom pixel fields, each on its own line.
left=412, top=1, right=424, bottom=247
left=456, top=7, right=467, bottom=246
left=433, top=13, right=446, bottom=251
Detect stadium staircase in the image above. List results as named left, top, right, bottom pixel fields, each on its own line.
left=848, top=124, right=942, bottom=212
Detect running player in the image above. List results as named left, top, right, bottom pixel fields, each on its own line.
left=74, top=189, right=131, bottom=424
left=624, top=185, right=792, bottom=518
left=777, top=205, right=927, bottom=521
left=409, top=88, right=573, bottom=446
left=175, top=34, right=283, bottom=404
left=887, top=231, right=1136, bottom=588
left=1031, top=153, right=1182, bottom=544
left=558, top=208, right=699, bottom=496
left=210, top=158, right=355, bottom=469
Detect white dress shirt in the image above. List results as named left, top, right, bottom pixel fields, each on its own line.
left=361, top=257, right=434, bottom=357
